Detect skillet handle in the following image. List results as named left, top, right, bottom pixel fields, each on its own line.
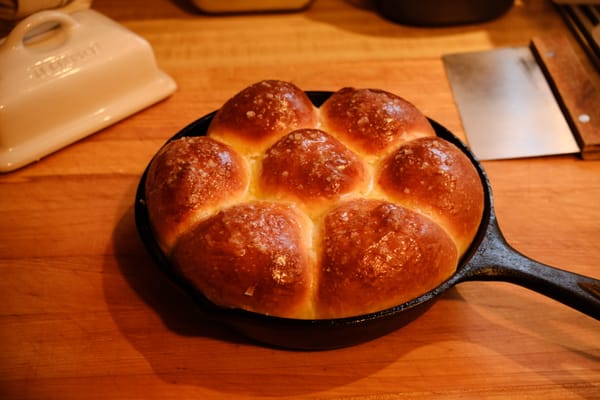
left=459, top=214, right=600, bottom=320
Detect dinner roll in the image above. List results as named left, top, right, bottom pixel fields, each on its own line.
left=378, top=136, right=484, bottom=255
left=260, top=128, right=368, bottom=214
left=144, top=136, right=249, bottom=253
left=145, top=80, right=484, bottom=319
left=320, top=87, right=436, bottom=156
left=317, top=199, right=458, bottom=318
left=173, top=202, right=315, bottom=319
left=207, top=80, right=319, bottom=154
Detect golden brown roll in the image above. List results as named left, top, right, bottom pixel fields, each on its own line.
left=378, top=137, right=484, bottom=255
left=207, top=80, right=319, bottom=154
left=320, top=87, right=436, bottom=156
left=172, top=202, right=315, bottom=319
left=144, top=136, right=249, bottom=254
left=144, top=80, right=485, bottom=319
left=260, top=128, right=368, bottom=213
left=317, top=199, right=458, bottom=319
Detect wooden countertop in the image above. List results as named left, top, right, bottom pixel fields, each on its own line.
left=1, top=0, right=599, bottom=398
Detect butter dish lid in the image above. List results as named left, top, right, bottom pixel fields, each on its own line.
left=0, top=9, right=177, bottom=172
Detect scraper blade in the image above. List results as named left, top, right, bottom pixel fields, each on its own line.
left=443, top=45, right=581, bottom=160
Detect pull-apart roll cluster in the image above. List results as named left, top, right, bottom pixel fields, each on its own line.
left=145, top=80, right=484, bottom=319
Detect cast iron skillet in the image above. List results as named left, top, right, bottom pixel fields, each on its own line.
left=135, top=91, right=600, bottom=350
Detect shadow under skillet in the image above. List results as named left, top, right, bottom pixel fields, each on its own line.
left=105, top=206, right=434, bottom=396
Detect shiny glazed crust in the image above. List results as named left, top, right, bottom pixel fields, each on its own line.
left=378, top=136, right=484, bottom=255
left=207, top=80, right=319, bottom=154
left=317, top=199, right=458, bottom=318
left=260, top=128, right=368, bottom=213
left=145, top=80, right=484, bottom=319
left=320, top=87, right=436, bottom=156
left=173, top=202, right=315, bottom=319
left=144, top=136, right=249, bottom=253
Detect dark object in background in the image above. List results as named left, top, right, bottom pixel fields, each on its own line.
left=190, top=0, right=314, bottom=14
left=375, top=0, right=513, bottom=26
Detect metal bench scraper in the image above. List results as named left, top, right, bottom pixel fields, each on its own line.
left=443, top=36, right=600, bottom=160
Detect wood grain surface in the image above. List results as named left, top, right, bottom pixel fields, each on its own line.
left=1, top=0, right=599, bottom=399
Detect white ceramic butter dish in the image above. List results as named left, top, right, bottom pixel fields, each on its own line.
left=0, top=9, right=177, bottom=172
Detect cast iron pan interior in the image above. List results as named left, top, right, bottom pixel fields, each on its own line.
left=135, top=91, right=600, bottom=350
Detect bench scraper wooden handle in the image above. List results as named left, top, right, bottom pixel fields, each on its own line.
left=530, top=36, right=600, bottom=160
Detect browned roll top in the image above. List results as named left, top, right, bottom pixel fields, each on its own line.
left=260, top=128, right=368, bottom=209
left=320, top=87, right=436, bottom=156
left=207, top=80, right=319, bottom=153
left=378, top=136, right=483, bottom=255
left=144, top=136, right=249, bottom=253
left=173, top=202, right=314, bottom=319
left=145, top=80, right=484, bottom=319
left=317, top=199, right=458, bottom=319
